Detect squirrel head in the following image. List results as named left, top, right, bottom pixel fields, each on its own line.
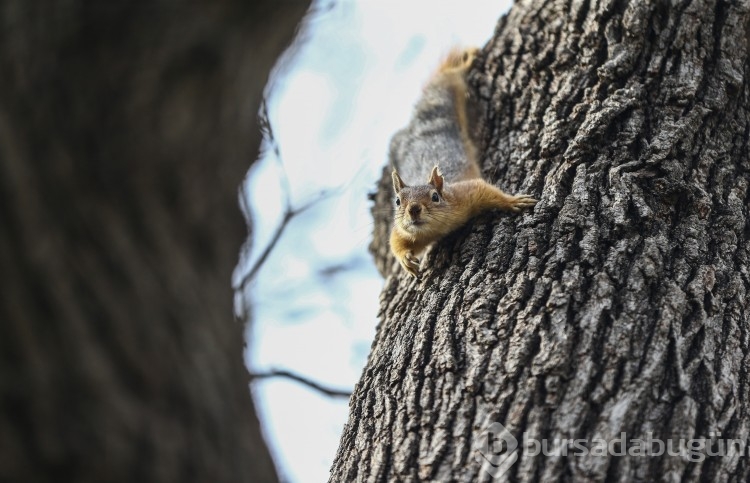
left=392, top=166, right=447, bottom=235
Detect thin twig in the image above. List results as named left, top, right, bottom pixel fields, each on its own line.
left=235, top=188, right=332, bottom=290
left=250, top=368, right=352, bottom=398
left=236, top=99, right=340, bottom=290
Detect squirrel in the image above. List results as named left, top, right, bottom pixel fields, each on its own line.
left=388, top=47, right=537, bottom=278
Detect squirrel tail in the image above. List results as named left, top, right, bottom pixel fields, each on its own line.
left=433, top=47, right=481, bottom=177
left=436, top=47, right=480, bottom=75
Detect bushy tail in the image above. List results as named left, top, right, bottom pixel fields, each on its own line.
left=432, top=47, right=481, bottom=178
left=436, top=47, right=479, bottom=75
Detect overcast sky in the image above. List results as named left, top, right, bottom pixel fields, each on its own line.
left=239, top=1, right=512, bottom=481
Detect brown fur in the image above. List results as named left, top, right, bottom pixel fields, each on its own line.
left=391, top=168, right=536, bottom=277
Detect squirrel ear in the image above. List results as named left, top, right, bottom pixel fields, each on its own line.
left=428, top=166, right=444, bottom=192
left=392, top=170, right=406, bottom=193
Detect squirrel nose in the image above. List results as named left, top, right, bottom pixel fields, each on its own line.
left=408, top=204, right=421, bottom=217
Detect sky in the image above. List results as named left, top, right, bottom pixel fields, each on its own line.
left=237, top=1, right=512, bottom=481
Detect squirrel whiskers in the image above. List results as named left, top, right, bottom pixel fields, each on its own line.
left=388, top=48, right=537, bottom=278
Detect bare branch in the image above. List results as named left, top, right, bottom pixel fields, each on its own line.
left=237, top=97, right=345, bottom=291
left=234, top=188, right=333, bottom=291
left=250, top=368, right=352, bottom=399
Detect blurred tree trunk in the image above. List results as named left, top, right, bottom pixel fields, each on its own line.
left=0, top=1, right=308, bottom=482
left=336, top=0, right=750, bottom=481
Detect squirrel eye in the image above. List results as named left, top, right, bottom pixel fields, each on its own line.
left=431, top=192, right=440, bottom=202
left=395, top=197, right=401, bottom=206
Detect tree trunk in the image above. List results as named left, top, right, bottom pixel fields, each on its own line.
left=336, top=0, right=750, bottom=481
left=0, top=2, right=308, bottom=482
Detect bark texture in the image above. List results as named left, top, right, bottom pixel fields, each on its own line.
left=0, top=2, right=308, bottom=482
left=337, top=0, right=750, bottom=481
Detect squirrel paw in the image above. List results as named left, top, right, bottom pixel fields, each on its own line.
left=399, top=252, right=421, bottom=278
left=509, top=194, right=538, bottom=212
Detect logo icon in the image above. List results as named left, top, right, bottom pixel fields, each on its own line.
left=475, top=421, right=518, bottom=478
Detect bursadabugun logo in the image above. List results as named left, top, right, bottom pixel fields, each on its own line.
left=474, top=422, right=748, bottom=479
left=474, top=421, right=518, bottom=478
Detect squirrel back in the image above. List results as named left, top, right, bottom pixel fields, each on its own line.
left=389, top=47, right=480, bottom=185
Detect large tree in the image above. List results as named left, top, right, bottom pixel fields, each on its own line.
left=334, top=0, right=750, bottom=481
left=0, top=2, right=308, bottom=482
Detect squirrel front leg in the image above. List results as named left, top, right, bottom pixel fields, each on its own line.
left=454, top=179, right=537, bottom=216
left=389, top=229, right=421, bottom=278
left=491, top=186, right=537, bottom=213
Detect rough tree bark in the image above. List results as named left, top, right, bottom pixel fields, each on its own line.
left=0, top=2, right=308, bottom=482
left=335, top=0, right=750, bottom=481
